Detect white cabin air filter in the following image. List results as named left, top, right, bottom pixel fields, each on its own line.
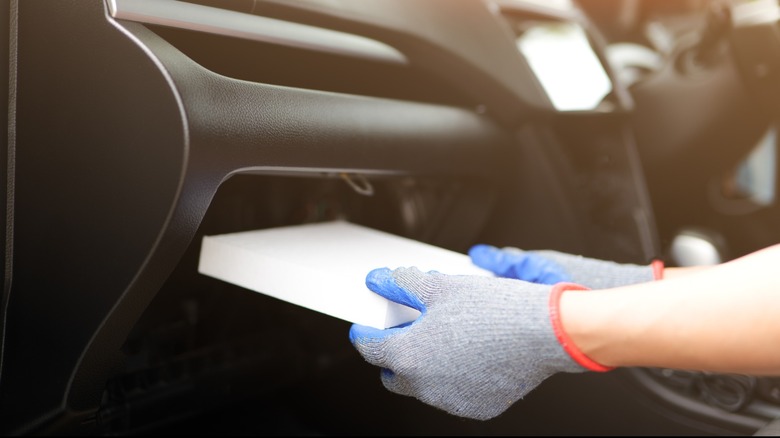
left=198, top=220, right=492, bottom=329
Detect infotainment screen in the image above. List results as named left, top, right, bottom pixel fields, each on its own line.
left=516, top=22, right=612, bottom=111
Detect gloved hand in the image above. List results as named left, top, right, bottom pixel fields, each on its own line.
left=349, top=267, right=610, bottom=421
left=469, top=244, right=664, bottom=289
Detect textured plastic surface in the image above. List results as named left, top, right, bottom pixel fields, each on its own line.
left=3, top=2, right=507, bottom=433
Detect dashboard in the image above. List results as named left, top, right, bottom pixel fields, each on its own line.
left=3, top=0, right=778, bottom=435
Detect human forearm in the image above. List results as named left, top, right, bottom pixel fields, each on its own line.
left=662, top=265, right=710, bottom=279
left=560, top=244, right=780, bottom=375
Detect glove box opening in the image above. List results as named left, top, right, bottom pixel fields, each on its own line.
left=96, top=173, right=496, bottom=435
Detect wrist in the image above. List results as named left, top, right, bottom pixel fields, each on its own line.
left=651, top=259, right=665, bottom=280
left=549, top=283, right=614, bottom=372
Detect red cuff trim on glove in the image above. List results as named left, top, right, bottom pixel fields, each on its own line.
left=549, top=283, right=614, bottom=373
left=651, top=259, right=665, bottom=280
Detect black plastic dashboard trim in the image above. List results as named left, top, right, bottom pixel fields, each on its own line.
left=108, top=0, right=408, bottom=65
left=1, top=0, right=509, bottom=433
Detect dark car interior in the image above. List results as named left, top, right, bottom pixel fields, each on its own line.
left=4, top=0, right=780, bottom=435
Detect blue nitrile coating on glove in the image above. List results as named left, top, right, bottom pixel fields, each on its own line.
left=470, top=244, right=656, bottom=290
left=365, top=267, right=426, bottom=312
left=469, top=244, right=571, bottom=285
left=349, top=268, right=425, bottom=344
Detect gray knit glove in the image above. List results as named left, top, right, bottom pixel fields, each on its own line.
left=469, top=244, right=663, bottom=289
left=349, top=267, right=610, bottom=421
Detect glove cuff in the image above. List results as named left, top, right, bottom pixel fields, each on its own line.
left=651, top=259, right=665, bottom=280
left=548, top=283, right=614, bottom=373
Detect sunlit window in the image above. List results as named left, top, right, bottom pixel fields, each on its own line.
left=715, top=126, right=777, bottom=214
left=516, top=22, right=613, bottom=111
left=733, top=127, right=776, bottom=206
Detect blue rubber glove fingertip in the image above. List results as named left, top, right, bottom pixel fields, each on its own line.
left=468, top=244, right=501, bottom=269
left=468, top=243, right=496, bottom=259
left=349, top=323, right=387, bottom=344
left=365, top=267, right=393, bottom=289
left=365, top=267, right=425, bottom=312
